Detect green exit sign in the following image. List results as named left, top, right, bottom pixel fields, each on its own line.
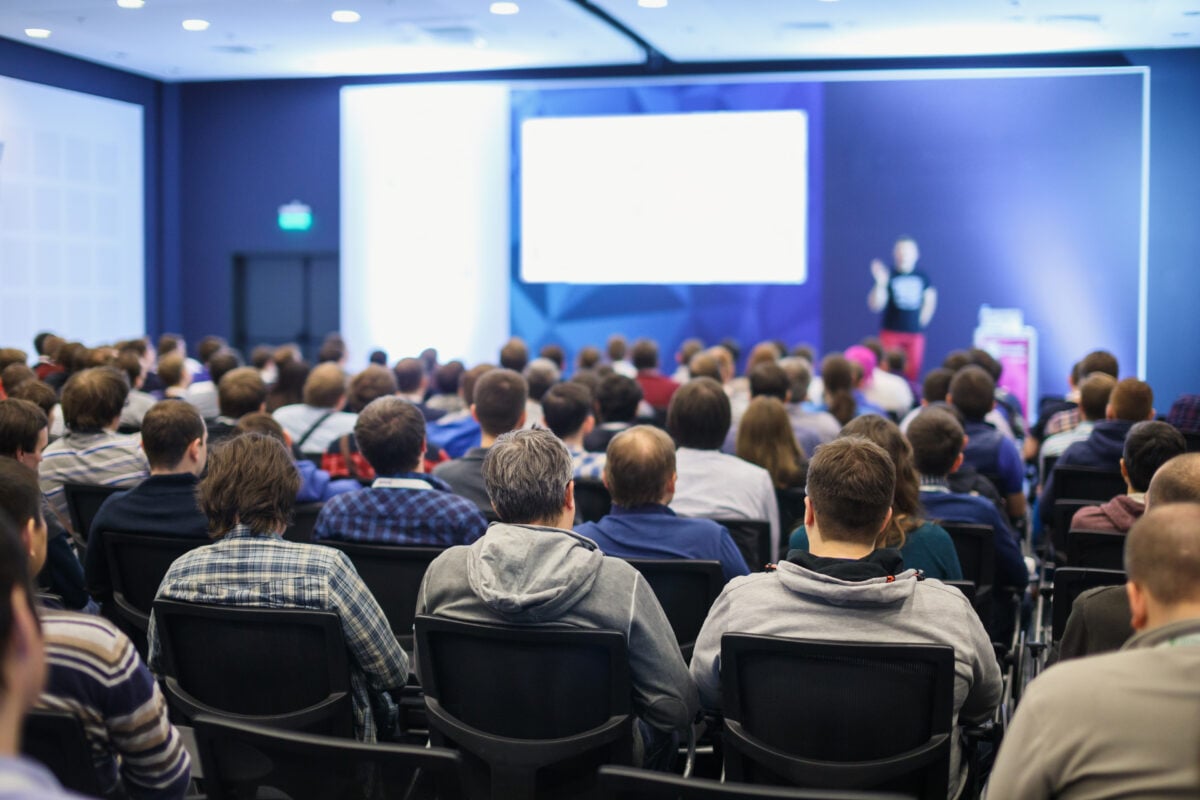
left=278, top=201, right=313, bottom=231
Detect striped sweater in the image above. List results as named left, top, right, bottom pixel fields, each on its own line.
left=38, top=430, right=149, bottom=524
left=36, top=609, right=190, bottom=800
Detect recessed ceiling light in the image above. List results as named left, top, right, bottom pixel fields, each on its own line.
left=490, top=2, right=519, bottom=15
left=24, top=28, right=51, bottom=39
left=638, top=0, right=668, bottom=7
left=331, top=10, right=361, bottom=23
left=116, top=0, right=145, bottom=8
left=181, top=19, right=210, bottom=31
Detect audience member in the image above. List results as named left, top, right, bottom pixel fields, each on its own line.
left=672, top=338, right=705, bottom=383
left=949, top=365, right=1026, bottom=521
left=686, top=350, right=722, bottom=382
left=265, top=358, right=309, bottom=413
left=206, top=366, right=267, bottom=443
left=185, top=349, right=241, bottom=419
left=417, top=428, right=698, bottom=769
left=39, top=367, right=149, bottom=523
left=236, top=412, right=358, bottom=503
left=317, top=334, right=348, bottom=367
left=345, top=364, right=398, bottom=414
left=778, top=357, right=841, bottom=446
left=272, top=362, right=358, bottom=456
left=691, top=436, right=998, bottom=799
left=1, top=363, right=34, bottom=398
left=818, top=353, right=883, bottom=425
left=156, top=353, right=190, bottom=400
left=1039, top=372, right=1116, bottom=476
left=583, top=373, right=644, bottom=453
left=631, top=338, right=680, bottom=411
left=115, top=349, right=157, bottom=430
left=576, top=345, right=602, bottom=374
left=989, top=503, right=1200, bottom=798
left=1044, top=350, right=1121, bottom=438
left=433, top=368, right=528, bottom=512
left=148, top=433, right=409, bottom=742
left=426, top=363, right=493, bottom=459
left=541, top=382, right=607, bottom=479
left=538, top=343, right=566, bottom=372
left=522, top=357, right=561, bottom=429
left=425, top=361, right=466, bottom=414
left=606, top=334, right=637, bottom=378
left=735, top=396, right=807, bottom=491
left=845, top=343, right=914, bottom=417
left=312, top=397, right=485, bottom=546
left=393, top=357, right=445, bottom=422
left=33, top=331, right=65, bottom=381
left=499, top=337, right=530, bottom=373
left=1164, top=392, right=1200, bottom=433
left=666, top=378, right=780, bottom=560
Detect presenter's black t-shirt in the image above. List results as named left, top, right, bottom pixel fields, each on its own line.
left=883, top=269, right=931, bottom=333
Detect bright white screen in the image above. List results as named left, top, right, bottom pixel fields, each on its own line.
left=520, top=110, right=807, bottom=285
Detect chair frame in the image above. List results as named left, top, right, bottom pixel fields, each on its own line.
left=324, top=541, right=446, bottom=648
left=623, top=559, right=724, bottom=661
left=709, top=518, right=772, bottom=572
left=21, top=708, right=106, bottom=797
left=62, top=482, right=123, bottom=544
left=101, top=529, right=209, bottom=633
left=597, top=765, right=912, bottom=799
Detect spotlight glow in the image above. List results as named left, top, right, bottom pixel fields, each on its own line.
left=638, top=0, right=668, bottom=7
left=489, top=2, right=519, bottom=15
left=24, top=27, right=51, bottom=38
left=331, top=10, right=361, bottom=23
left=116, top=0, right=145, bottom=8
left=181, top=18, right=210, bottom=31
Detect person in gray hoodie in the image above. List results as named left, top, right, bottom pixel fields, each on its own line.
left=415, top=428, right=699, bottom=769
left=690, top=436, right=1001, bottom=800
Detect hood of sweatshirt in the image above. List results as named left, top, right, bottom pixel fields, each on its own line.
left=465, top=522, right=604, bottom=622
left=777, top=548, right=920, bottom=607
left=1087, top=420, right=1136, bottom=462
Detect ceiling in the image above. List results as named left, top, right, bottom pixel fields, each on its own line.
left=3, top=0, right=1198, bottom=82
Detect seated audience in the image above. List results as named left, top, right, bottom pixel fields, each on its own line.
left=424, top=361, right=467, bottom=415
left=522, top=357, right=561, bottom=429
left=949, top=365, right=1026, bottom=521
left=417, top=429, right=698, bottom=769
left=607, top=334, right=637, bottom=378
left=1164, top=392, right=1200, bottom=433
left=631, top=338, right=680, bottom=411
left=583, top=373, right=644, bottom=453
left=724, top=363, right=820, bottom=457
left=393, top=357, right=445, bottom=422
left=39, top=367, right=150, bottom=523
left=157, top=353, right=190, bottom=400
left=691, top=436, right=1000, bottom=799
left=735, top=396, right=808, bottom=491
left=666, top=378, right=780, bottom=560
left=791, top=414, right=962, bottom=581
left=265, top=358, right=309, bottom=413
left=499, top=336, right=529, bottom=373
left=433, top=368, right=528, bottom=512
left=0, top=458, right=191, bottom=799
left=538, top=343, right=566, bottom=372
left=185, top=349, right=240, bottom=420
left=541, top=382, right=606, bottom=479
left=345, top=364, right=398, bottom=414
left=1043, top=349, right=1121, bottom=439
left=575, top=425, right=749, bottom=582
left=778, top=356, right=841, bottom=447
left=426, top=363, right=492, bottom=458
left=33, top=331, right=65, bottom=381
left=1070, top=420, right=1185, bottom=534
left=1039, top=372, right=1117, bottom=478
left=206, top=365, right=268, bottom=443
left=989, top=503, right=1200, bottom=798
left=148, top=433, right=409, bottom=742
left=312, top=397, right=485, bottom=546
left=0, top=400, right=90, bottom=611
left=845, top=343, right=914, bottom=417
left=817, top=353, right=883, bottom=425
left=9, top=379, right=59, bottom=437
left=272, top=362, right=358, bottom=456
left=236, top=413, right=358, bottom=503
left=115, top=348, right=157, bottom=430
left=671, top=338, right=705, bottom=384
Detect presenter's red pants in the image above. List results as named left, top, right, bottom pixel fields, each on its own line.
left=880, top=330, right=925, bottom=383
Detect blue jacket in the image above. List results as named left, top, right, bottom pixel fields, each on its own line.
left=1039, top=419, right=1134, bottom=524
left=920, top=489, right=1028, bottom=590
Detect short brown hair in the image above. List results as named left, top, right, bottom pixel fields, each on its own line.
left=393, top=358, right=425, bottom=394
left=541, top=382, right=593, bottom=439
left=157, top=353, right=187, bottom=388
left=0, top=349, right=28, bottom=373
left=234, top=412, right=287, bottom=444
left=473, top=368, right=528, bottom=437
left=157, top=334, right=183, bottom=358
left=806, top=436, right=895, bottom=544
left=631, top=339, right=659, bottom=370
left=499, top=338, right=529, bottom=372
left=0, top=363, right=34, bottom=396
left=218, top=367, right=267, bottom=419
left=459, top=363, right=494, bottom=403
left=841, top=414, right=921, bottom=546
left=347, top=365, right=397, bottom=413
left=198, top=433, right=299, bottom=537
left=948, top=365, right=995, bottom=421
left=748, top=362, right=789, bottom=401
left=0, top=399, right=48, bottom=458
left=1123, top=421, right=1186, bottom=493
left=576, top=346, right=601, bottom=371
left=907, top=407, right=965, bottom=477
left=1079, top=350, right=1119, bottom=379
left=302, top=363, right=347, bottom=408
left=355, top=397, right=425, bottom=475
left=922, top=368, right=955, bottom=405
left=115, top=350, right=144, bottom=387
left=1078, top=372, right=1117, bottom=421
left=1146, top=453, right=1200, bottom=507
left=667, top=378, right=730, bottom=450
left=9, top=380, right=56, bottom=416
left=1125, top=503, right=1200, bottom=605
left=1109, top=378, right=1153, bottom=422
left=687, top=352, right=721, bottom=382
left=196, top=336, right=226, bottom=364
left=61, top=367, right=129, bottom=432
left=605, top=426, right=675, bottom=508
left=142, top=401, right=205, bottom=470
left=736, top=397, right=805, bottom=491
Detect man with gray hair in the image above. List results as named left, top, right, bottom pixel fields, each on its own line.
left=416, top=428, right=698, bottom=770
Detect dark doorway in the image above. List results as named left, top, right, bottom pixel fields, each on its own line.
left=232, top=252, right=339, bottom=362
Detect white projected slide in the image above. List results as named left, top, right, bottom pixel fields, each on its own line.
left=0, top=75, right=144, bottom=348
left=520, top=110, right=808, bottom=285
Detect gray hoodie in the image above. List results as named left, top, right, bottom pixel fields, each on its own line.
left=416, top=522, right=699, bottom=733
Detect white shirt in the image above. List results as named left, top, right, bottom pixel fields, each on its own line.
left=669, top=447, right=780, bottom=557
left=272, top=404, right=358, bottom=455
left=184, top=380, right=219, bottom=420
left=862, top=368, right=914, bottom=415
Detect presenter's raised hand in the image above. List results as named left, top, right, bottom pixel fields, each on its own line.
left=870, top=258, right=889, bottom=285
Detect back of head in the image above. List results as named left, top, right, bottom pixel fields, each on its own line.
left=745, top=341, right=780, bottom=373
left=317, top=337, right=346, bottom=365
left=0, top=364, right=34, bottom=396
left=196, top=336, right=226, bottom=365
left=0, top=484, right=40, bottom=707
left=207, top=351, right=242, bottom=385
left=434, top=361, right=465, bottom=395
left=606, top=425, right=676, bottom=508
left=1078, top=372, right=1118, bottom=421
left=368, top=350, right=388, bottom=367
left=907, top=407, right=965, bottom=477
left=302, top=363, right=347, bottom=409
left=1125, top=503, right=1200, bottom=606
left=844, top=345, right=878, bottom=381
left=779, top=357, right=813, bottom=402
left=141, top=401, right=205, bottom=471
left=234, top=412, right=287, bottom=444
left=200, top=433, right=299, bottom=537
left=791, top=343, right=816, bottom=363
left=687, top=352, right=722, bottom=382
left=708, top=346, right=735, bottom=383
left=459, top=363, right=494, bottom=403
left=860, top=337, right=884, bottom=364
left=218, top=367, right=267, bottom=419
left=1109, top=378, right=1154, bottom=422
left=393, top=358, right=425, bottom=394
left=0, top=456, right=43, bottom=530
left=499, top=338, right=529, bottom=372
left=1146, top=453, right=1200, bottom=508
left=841, top=414, right=920, bottom=521
left=806, top=437, right=896, bottom=545
left=473, top=368, right=528, bottom=437
left=1123, top=421, right=1187, bottom=494
left=523, top=358, right=561, bottom=402
left=677, top=338, right=704, bottom=366
left=250, top=345, right=274, bottom=371
left=9, top=381, right=56, bottom=417
left=595, top=374, right=642, bottom=423
left=884, top=349, right=907, bottom=375
left=606, top=335, right=627, bottom=362
left=0, top=349, right=28, bottom=373
left=1079, top=350, right=1119, bottom=379
left=61, top=367, right=130, bottom=433
left=968, top=348, right=1003, bottom=381
left=942, top=350, right=971, bottom=372
left=576, top=346, right=601, bottom=371
left=347, top=365, right=398, bottom=413
left=0, top=400, right=48, bottom=459
left=115, top=350, right=143, bottom=388
left=667, top=377, right=731, bottom=450
left=271, top=361, right=310, bottom=405
left=157, top=353, right=187, bottom=389
left=541, top=382, right=593, bottom=439
left=355, top=396, right=425, bottom=475
left=749, top=362, right=789, bottom=401
left=922, top=368, right=955, bottom=405
left=948, top=365, right=995, bottom=421
left=820, top=354, right=856, bottom=426
left=482, top=429, right=572, bottom=525
left=630, top=339, right=659, bottom=371
left=539, top=344, right=566, bottom=370
left=157, top=334, right=182, bottom=359
left=736, top=396, right=805, bottom=490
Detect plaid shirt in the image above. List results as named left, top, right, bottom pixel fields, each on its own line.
left=147, top=526, right=409, bottom=742
left=1045, top=406, right=1082, bottom=437
left=1166, top=394, right=1200, bottom=434
left=312, top=473, right=487, bottom=546
left=567, top=445, right=607, bottom=481
left=39, top=431, right=149, bottom=524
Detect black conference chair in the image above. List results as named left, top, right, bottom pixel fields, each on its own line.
left=1051, top=466, right=1126, bottom=503
left=1050, top=499, right=1102, bottom=558
left=597, top=765, right=911, bottom=800
left=21, top=708, right=105, bottom=798
left=1049, top=567, right=1127, bottom=644
left=710, top=518, right=772, bottom=572
left=325, top=542, right=446, bottom=649
left=62, top=483, right=123, bottom=544
left=720, top=635, right=954, bottom=799
left=575, top=478, right=613, bottom=524
left=775, top=488, right=807, bottom=558
left=1067, top=529, right=1127, bottom=571
left=624, top=559, right=723, bottom=661
left=1183, top=430, right=1200, bottom=453
left=193, top=713, right=466, bottom=800
left=152, top=599, right=354, bottom=737
left=414, top=615, right=634, bottom=800
left=284, top=502, right=324, bottom=543
left=937, top=522, right=995, bottom=625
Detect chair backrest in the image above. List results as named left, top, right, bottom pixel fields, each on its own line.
left=575, top=478, right=613, bottom=524
left=720, top=635, right=954, bottom=798
left=1051, top=567, right=1127, bottom=642
left=775, top=489, right=807, bottom=559
left=711, top=518, right=771, bottom=572
left=283, top=502, right=324, bottom=543
left=62, top=483, right=123, bottom=542
left=597, top=765, right=912, bottom=799
left=1183, top=430, right=1200, bottom=454
left=623, top=559, right=723, bottom=661
left=1053, top=466, right=1126, bottom=502
left=152, top=599, right=354, bottom=736
left=325, top=541, right=446, bottom=649
left=1039, top=455, right=1059, bottom=487
left=102, top=530, right=210, bottom=632
left=1051, top=499, right=1103, bottom=556
left=943, top=580, right=976, bottom=603
left=1067, top=529, right=1127, bottom=571
left=193, top=712, right=466, bottom=800
left=21, top=709, right=105, bottom=797
left=414, top=614, right=634, bottom=800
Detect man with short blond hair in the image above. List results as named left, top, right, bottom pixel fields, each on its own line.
left=272, top=362, right=358, bottom=455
